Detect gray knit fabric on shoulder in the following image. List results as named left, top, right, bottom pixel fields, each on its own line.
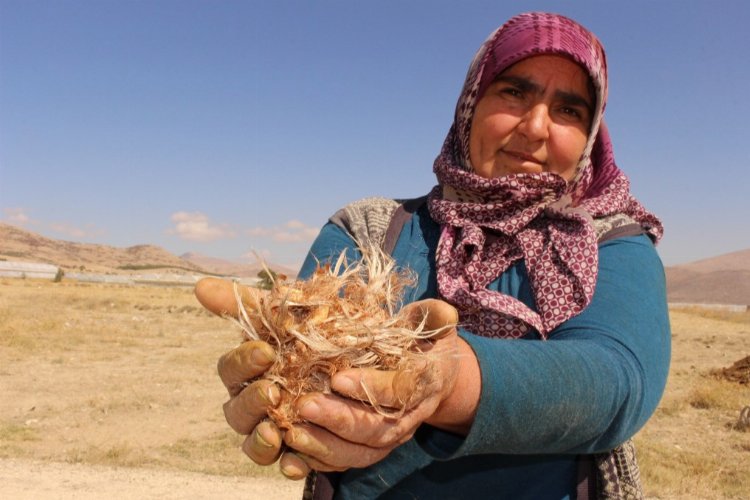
left=329, top=197, right=400, bottom=249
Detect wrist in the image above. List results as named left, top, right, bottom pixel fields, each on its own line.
left=425, top=337, right=480, bottom=435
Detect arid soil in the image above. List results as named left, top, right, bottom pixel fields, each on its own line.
left=0, top=458, right=303, bottom=499
left=1, top=279, right=748, bottom=499
left=634, top=308, right=750, bottom=498
left=0, top=279, right=304, bottom=499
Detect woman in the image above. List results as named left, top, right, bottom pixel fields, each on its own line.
left=197, top=12, right=670, bottom=499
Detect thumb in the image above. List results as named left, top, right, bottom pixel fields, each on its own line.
left=195, top=277, right=266, bottom=319
left=402, top=299, right=458, bottom=338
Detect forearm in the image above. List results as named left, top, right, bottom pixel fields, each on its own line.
left=463, top=332, right=654, bottom=454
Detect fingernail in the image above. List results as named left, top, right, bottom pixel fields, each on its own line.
left=298, top=399, right=320, bottom=420
left=257, top=384, right=279, bottom=406
left=251, top=345, right=275, bottom=366
left=281, top=461, right=305, bottom=479
left=253, top=429, right=273, bottom=448
left=266, top=385, right=280, bottom=406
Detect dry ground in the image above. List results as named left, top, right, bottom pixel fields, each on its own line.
left=0, top=279, right=748, bottom=499
left=634, top=307, right=750, bottom=499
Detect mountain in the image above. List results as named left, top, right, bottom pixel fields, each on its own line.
left=665, top=249, right=750, bottom=305
left=180, top=252, right=298, bottom=279
left=0, top=223, right=205, bottom=274
left=0, top=223, right=298, bottom=278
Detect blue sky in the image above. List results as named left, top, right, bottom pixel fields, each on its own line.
left=1, top=0, right=748, bottom=268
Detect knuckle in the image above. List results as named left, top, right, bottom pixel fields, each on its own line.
left=223, top=399, right=253, bottom=435
left=216, top=353, right=234, bottom=384
left=353, top=447, right=391, bottom=469
left=223, top=383, right=271, bottom=434
left=217, top=351, right=245, bottom=394
left=371, top=425, right=402, bottom=448
left=217, top=342, right=275, bottom=395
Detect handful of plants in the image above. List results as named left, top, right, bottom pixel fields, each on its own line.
left=196, top=246, right=456, bottom=430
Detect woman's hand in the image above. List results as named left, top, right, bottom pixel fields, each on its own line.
left=195, top=278, right=481, bottom=479
left=281, top=299, right=481, bottom=478
left=195, top=278, right=286, bottom=467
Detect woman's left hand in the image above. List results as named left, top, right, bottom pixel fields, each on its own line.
left=275, top=299, right=481, bottom=479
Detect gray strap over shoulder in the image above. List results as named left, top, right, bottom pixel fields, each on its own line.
left=328, top=197, right=402, bottom=249
left=329, top=196, right=429, bottom=255
left=594, top=213, right=645, bottom=243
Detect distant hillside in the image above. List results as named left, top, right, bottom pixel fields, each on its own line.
left=666, top=249, right=750, bottom=305
left=0, top=223, right=205, bottom=274
left=180, top=252, right=298, bottom=279
left=4, top=221, right=745, bottom=302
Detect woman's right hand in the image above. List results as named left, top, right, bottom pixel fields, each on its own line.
left=217, top=340, right=284, bottom=465
left=195, top=278, right=287, bottom=468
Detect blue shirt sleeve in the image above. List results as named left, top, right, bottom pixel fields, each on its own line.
left=418, top=235, right=671, bottom=458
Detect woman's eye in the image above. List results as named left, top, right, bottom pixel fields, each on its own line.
left=558, top=106, right=583, bottom=121
left=500, top=87, right=523, bottom=99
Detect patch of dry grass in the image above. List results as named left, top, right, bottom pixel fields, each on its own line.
left=635, top=308, right=750, bottom=499
left=669, top=305, right=750, bottom=325
left=687, top=377, right=746, bottom=410
left=0, top=278, right=274, bottom=480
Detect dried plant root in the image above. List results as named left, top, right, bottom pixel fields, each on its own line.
left=232, top=244, right=450, bottom=429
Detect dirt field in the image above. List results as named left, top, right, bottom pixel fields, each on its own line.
left=1, top=278, right=748, bottom=499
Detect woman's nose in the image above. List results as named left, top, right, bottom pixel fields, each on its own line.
left=518, top=103, right=550, bottom=142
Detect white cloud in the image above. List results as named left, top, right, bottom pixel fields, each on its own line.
left=273, top=231, right=301, bottom=243
left=169, top=211, right=236, bottom=242
left=244, top=220, right=320, bottom=244
left=3, top=207, right=31, bottom=225
left=247, top=226, right=272, bottom=237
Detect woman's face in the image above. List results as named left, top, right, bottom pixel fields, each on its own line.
left=469, top=55, right=593, bottom=181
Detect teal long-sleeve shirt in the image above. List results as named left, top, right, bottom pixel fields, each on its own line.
left=298, top=205, right=671, bottom=500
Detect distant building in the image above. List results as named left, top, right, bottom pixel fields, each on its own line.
left=0, top=261, right=59, bottom=279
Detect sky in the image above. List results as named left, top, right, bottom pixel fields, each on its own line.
left=1, top=0, right=749, bottom=269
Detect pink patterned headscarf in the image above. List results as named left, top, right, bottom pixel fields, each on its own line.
left=427, top=12, right=663, bottom=339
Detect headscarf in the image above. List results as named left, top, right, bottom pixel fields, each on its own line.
left=427, top=12, right=663, bottom=339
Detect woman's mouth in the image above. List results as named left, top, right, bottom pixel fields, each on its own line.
left=502, top=150, right=543, bottom=165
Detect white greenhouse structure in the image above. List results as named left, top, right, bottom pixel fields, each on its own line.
left=0, top=261, right=60, bottom=279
